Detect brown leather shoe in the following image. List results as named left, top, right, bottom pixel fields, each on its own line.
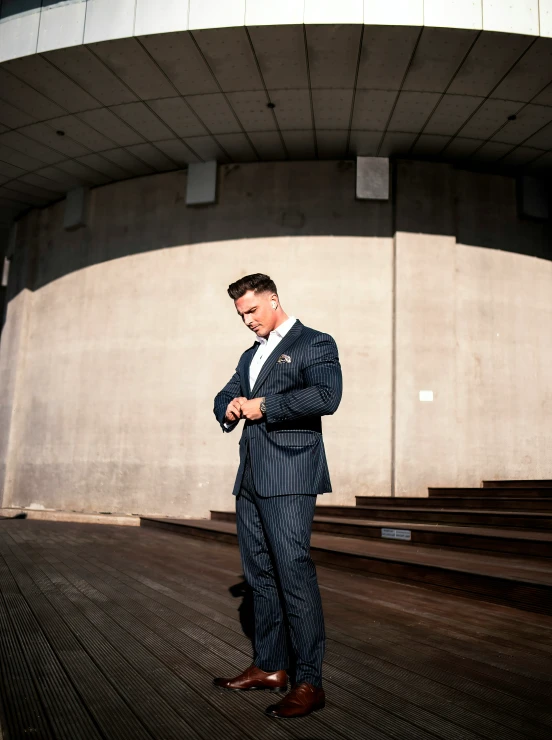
left=265, top=682, right=325, bottom=719
left=213, top=664, right=287, bottom=693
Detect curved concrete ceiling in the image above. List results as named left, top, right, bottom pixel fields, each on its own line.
left=0, top=3, right=551, bottom=227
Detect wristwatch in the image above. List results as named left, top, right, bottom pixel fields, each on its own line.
left=260, top=398, right=267, bottom=415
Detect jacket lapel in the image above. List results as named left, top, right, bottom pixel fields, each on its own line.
left=242, top=342, right=258, bottom=397
left=250, top=320, right=303, bottom=398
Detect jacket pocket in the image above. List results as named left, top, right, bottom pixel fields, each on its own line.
left=271, top=430, right=321, bottom=447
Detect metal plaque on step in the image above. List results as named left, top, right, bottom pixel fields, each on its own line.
left=381, top=528, right=411, bottom=541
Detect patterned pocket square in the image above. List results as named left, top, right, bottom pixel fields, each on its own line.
left=277, top=354, right=292, bottom=364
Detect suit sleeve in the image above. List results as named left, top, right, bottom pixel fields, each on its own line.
left=263, top=334, right=342, bottom=423
left=213, top=369, right=242, bottom=432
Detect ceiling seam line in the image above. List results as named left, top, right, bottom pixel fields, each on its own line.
left=376, top=26, right=424, bottom=158
left=500, top=150, right=547, bottom=169
left=3, top=125, right=116, bottom=171
left=0, top=65, right=125, bottom=164
left=244, top=26, right=289, bottom=160
left=2, top=54, right=152, bottom=169
left=187, top=31, right=258, bottom=162
left=186, top=30, right=262, bottom=161
left=58, top=153, right=146, bottom=183
left=0, top=164, right=163, bottom=199
left=463, top=72, right=552, bottom=166
left=73, top=43, right=202, bottom=167
left=0, top=126, right=480, bottom=177
left=80, top=45, right=187, bottom=170
left=1, top=87, right=544, bottom=135
left=0, top=170, right=67, bottom=193
left=0, top=185, right=60, bottom=203
left=0, top=66, right=154, bottom=177
left=407, top=30, right=483, bottom=158
left=440, top=37, right=539, bottom=155
left=37, top=48, right=132, bottom=113
left=1, top=124, right=343, bottom=196
left=518, top=150, right=549, bottom=170
left=461, top=84, right=552, bottom=163
left=485, top=77, right=552, bottom=165
left=132, top=36, right=210, bottom=162
left=302, top=24, right=317, bottom=160
left=345, top=24, right=365, bottom=158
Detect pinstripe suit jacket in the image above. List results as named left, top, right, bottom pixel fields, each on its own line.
left=214, top=320, right=342, bottom=497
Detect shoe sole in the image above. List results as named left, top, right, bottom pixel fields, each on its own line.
left=265, top=702, right=326, bottom=719
left=213, top=684, right=287, bottom=694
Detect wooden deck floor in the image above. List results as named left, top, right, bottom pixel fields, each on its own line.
left=0, top=519, right=551, bottom=740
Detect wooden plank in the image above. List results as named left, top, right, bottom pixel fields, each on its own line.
left=483, top=481, right=552, bottom=489
left=3, top=535, right=273, bottom=740
left=78, top=527, right=552, bottom=738
left=139, top=517, right=552, bottom=614
left=17, top=537, right=340, bottom=740
left=312, top=506, right=552, bottom=530
left=4, top=520, right=552, bottom=740
left=429, top=487, right=552, bottom=497
left=62, top=520, right=552, bottom=659
left=32, top=549, right=384, bottom=740
left=96, top=526, right=552, bottom=707
left=38, top=534, right=505, bottom=740
left=0, top=548, right=104, bottom=739
left=48, top=523, right=552, bottom=736
left=356, top=496, right=552, bottom=509
left=211, top=509, right=552, bottom=558
left=66, top=520, right=552, bottom=648
left=0, top=573, right=54, bottom=739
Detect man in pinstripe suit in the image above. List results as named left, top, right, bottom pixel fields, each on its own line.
left=213, top=274, right=342, bottom=719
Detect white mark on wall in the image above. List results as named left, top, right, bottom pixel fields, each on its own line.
left=419, top=390, right=434, bottom=402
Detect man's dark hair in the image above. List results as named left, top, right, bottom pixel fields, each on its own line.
left=227, top=273, right=278, bottom=300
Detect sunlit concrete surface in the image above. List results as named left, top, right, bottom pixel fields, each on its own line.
left=0, top=160, right=550, bottom=517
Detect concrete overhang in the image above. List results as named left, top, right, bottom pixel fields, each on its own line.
left=0, top=1, right=551, bottom=227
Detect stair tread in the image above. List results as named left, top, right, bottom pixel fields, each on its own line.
left=312, top=515, right=552, bottom=541
left=210, top=509, right=552, bottom=541
left=334, top=505, right=552, bottom=517
left=483, top=480, right=552, bottom=486
left=427, top=489, right=552, bottom=497
left=428, top=495, right=552, bottom=501
left=357, top=497, right=552, bottom=508
left=141, top=517, right=552, bottom=586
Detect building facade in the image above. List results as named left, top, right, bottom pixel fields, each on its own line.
left=0, top=1, right=551, bottom=517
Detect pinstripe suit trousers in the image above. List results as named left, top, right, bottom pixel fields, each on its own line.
left=236, top=446, right=325, bottom=688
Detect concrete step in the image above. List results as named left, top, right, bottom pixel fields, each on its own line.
left=428, top=487, right=552, bottom=498
left=316, top=505, right=552, bottom=530
left=0, top=508, right=139, bottom=526
left=355, top=496, right=552, bottom=511
left=483, top=480, right=552, bottom=488
left=139, top=516, right=552, bottom=615
left=210, top=510, right=552, bottom=559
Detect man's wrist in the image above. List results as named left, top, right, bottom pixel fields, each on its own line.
left=259, top=397, right=266, bottom=415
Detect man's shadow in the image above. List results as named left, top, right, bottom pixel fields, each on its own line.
left=229, top=578, right=297, bottom=684
left=229, top=579, right=256, bottom=643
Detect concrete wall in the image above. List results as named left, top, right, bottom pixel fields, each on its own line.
left=1, top=0, right=550, bottom=64
left=395, top=162, right=552, bottom=493
left=0, top=159, right=550, bottom=517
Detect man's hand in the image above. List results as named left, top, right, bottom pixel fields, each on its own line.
left=240, top=398, right=265, bottom=421
left=224, top=397, right=247, bottom=423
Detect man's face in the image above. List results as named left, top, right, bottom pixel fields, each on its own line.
left=235, top=290, right=276, bottom=338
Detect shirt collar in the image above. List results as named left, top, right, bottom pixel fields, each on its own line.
left=255, top=316, right=297, bottom=344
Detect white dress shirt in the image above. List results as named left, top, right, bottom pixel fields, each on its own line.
left=223, top=316, right=297, bottom=428
left=249, top=316, right=297, bottom=391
